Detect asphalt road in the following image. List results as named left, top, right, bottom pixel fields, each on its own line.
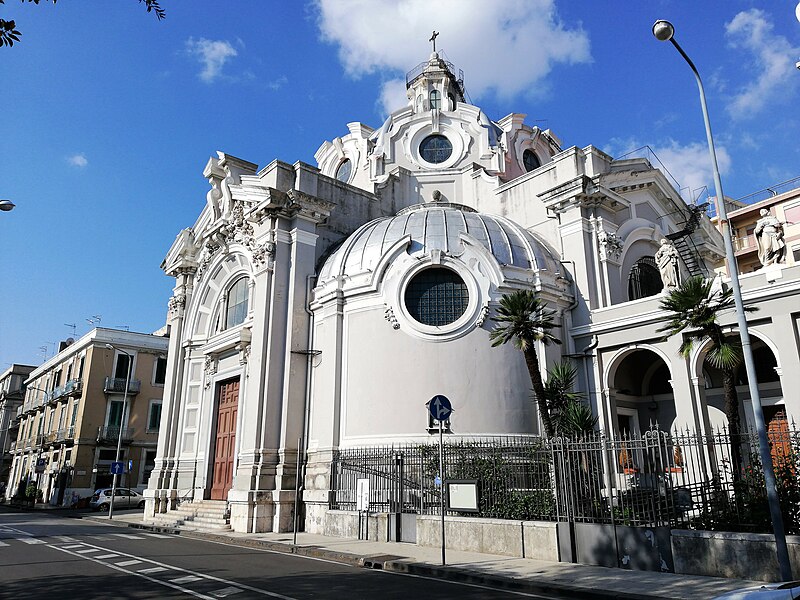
left=0, top=508, right=556, bottom=600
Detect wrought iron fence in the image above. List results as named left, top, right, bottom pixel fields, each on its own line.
left=329, top=425, right=800, bottom=534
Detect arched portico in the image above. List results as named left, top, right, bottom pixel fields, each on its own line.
left=603, top=345, right=675, bottom=436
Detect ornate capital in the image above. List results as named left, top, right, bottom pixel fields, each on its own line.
left=168, top=293, right=186, bottom=318
left=597, top=228, right=623, bottom=260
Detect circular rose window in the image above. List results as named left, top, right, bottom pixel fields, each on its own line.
left=419, top=134, right=453, bottom=164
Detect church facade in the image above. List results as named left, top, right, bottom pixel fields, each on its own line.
left=146, top=52, right=800, bottom=534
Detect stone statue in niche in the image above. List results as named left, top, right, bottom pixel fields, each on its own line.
left=655, top=239, right=680, bottom=290
left=754, top=208, right=786, bottom=267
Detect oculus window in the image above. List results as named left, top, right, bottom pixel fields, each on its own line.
left=628, top=256, right=662, bottom=301
left=419, top=134, right=452, bottom=164
left=404, top=268, right=469, bottom=326
left=226, top=277, right=249, bottom=328
left=523, top=149, right=541, bottom=172
left=335, top=158, right=352, bottom=183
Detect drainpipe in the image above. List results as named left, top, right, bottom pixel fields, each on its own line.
left=293, top=273, right=317, bottom=544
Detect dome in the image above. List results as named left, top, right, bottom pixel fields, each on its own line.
left=318, top=203, right=564, bottom=281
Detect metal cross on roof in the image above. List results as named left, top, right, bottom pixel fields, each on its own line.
left=429, top=30, right=439, bottom=52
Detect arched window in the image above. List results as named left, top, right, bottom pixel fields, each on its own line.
left=225, top=277, right=249, bottom=328
left=335, top=159, right=352, bottom=183
left=523, top=149, right=541, bottom=172
left=419, top=134, right=452, bottom=164
left=429, top=89, right=441, bottom=110
left=628, top=257, right=662, bottom=301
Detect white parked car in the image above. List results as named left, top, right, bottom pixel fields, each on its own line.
left=713, top=582, right=800, bottom=599
left=89, top=488, right=145, bottom=511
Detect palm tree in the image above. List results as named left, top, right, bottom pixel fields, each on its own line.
left=657, top=275, right=757, bottom=477
left=542, top=361, right=597, bottom=437
left=490, top=290, right=562, bottom=437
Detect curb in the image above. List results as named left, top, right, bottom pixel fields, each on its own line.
left=87, top=516, right=670, bottom=600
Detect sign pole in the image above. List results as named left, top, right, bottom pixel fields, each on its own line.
left=427, top=394, right=452, bottom=568
left=439, top=418, right=445, bottom=566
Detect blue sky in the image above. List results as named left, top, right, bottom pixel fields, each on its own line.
left=2, top=0, right=799, bottom=368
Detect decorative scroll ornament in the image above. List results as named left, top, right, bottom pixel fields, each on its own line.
left=203, top=355, right=217, bottom=389
left=384, top=305, right=400, bottom=330
left=475, top=304, right=490, bottom=327
left=168, top=293, right=186, bottom=318
left=597, top=228, right=623, bottom=260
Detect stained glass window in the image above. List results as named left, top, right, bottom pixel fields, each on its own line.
left=405, top=268, right=469, bottom=326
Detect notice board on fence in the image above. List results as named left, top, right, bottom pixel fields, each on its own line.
left=446, top=480, right=479, bottom=513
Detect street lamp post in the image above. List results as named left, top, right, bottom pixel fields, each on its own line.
left=653, top=19, right=792, bottom=581
left=0, top=200, right=15, bottom=212
left=105, top=344, right=132, bottom=520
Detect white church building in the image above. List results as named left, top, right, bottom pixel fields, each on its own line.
left=146, top=51, right=800, bottom=535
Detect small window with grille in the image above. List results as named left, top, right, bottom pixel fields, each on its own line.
left=404, top=267, right=468, bottom=326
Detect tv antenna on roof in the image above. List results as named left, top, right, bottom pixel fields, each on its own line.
left=115, top=325, right=130, bottom=331
left=38, top=345, right=48, bottom=361
left=86, top=315, right=102, bottom=326
left=65, top=323, right=77, bottom=337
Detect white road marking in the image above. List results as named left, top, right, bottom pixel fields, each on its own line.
left=112, top=534, right=144, bottom=539
left=0, top=541, right=8, bottom=547
left=76, top=548, right=100, bottom=554
left=170, top=575, right=203, bottom=584
left=18, top=537, right=45, bottom=545
left=49, top=540, right=299, bottom=599
left=115, top=559, right=142, bottom=567
left=95, top=553, right=120, bottom=559
left=211, top=587, right=243, bottom=597
left=61, top=544, right=84, bottom=549
left=138, top=566, right=168, bottom=574
left=144, top=533, right=173, bottom=538
left=54, top=536, right=77, bottom=542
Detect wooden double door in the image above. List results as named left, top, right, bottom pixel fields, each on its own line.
left=210, top=378, right=239, bottom=500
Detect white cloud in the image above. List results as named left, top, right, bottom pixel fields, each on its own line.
left=67, top=153, right=88, bottom=168
left=724, top=9, right=800, bottom=119
left=605, top=138, right=731, bottom=201
left=378, top=78, right=408, bottom=114
left=267, top=75, right=288, bottom=91
left=314, top=0, right=591, bottom=114
left=185, top=37, right=238, bottom=83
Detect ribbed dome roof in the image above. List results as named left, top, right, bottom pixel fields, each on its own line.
left=318, top=203, right=563, bottom=281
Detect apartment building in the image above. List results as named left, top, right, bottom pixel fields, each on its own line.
left=0, top=364, right=35, bottom=491
left=6, top=328, right=169, bottom=504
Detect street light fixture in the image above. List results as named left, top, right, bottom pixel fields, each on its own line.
left=105, top=343, right=132, bottom=520
left=652, top=19, right=793, bottom=581
left=0, top=200, right=15, bottom=212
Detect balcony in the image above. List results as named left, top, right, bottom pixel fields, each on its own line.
left=103, top=377, right=141, bottom=395
left=64, top=378, right=83, bottom=397
left=53, top=426, right=75, bottom=443
left=96, top=426, right=135, bottom=444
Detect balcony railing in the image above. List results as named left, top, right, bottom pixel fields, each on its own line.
left=53, top=426, right=75, bottom=442
left=103, top=377, right=141, bottom=395
left=96, top=426, right=135, bottom=443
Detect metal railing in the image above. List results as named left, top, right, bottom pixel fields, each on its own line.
left=330, top=425, right=800, bottom=534
left=103, top=377, right=141, bottom=395
left=64, top=378, right=83, bottom=397
left=96, top=426, right=135, bottom=443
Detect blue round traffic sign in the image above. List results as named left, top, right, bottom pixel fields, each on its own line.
left=428, top=394, right=452, bottom=422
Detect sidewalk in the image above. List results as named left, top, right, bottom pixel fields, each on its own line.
left=81, top=512, right=766, bottom=600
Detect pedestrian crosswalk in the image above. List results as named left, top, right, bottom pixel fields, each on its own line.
left=0, top=531, right=293, bottom=599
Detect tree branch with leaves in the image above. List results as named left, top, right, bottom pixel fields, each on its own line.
left=1, top=0, right=164, bottom=48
